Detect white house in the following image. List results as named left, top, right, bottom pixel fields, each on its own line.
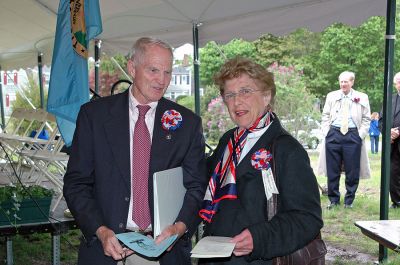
left=0, top=67, right=50, bottom=116
left=164, top=56, right=204, bottom=101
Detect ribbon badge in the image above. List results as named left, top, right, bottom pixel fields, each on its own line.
left=161, top=110, right=183, bottom=131
left=251, top=148, right=279, bottom=200
left=251, top=148, right=272, bottom=170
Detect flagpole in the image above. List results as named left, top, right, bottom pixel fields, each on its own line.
left=192, top=22, right=200, bottom=115
left=379, top=0, right=396, bottom=262
left=94, top=39, right=101, bottom=94
left=0, top=66, right=5, bottom=129
left=38, top=53, right=45, bottom=109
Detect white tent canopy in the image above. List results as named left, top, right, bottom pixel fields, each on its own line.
left=0, top=0, right=386, bottom=70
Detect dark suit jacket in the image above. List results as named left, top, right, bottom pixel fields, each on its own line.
left=63, top=90, right=207, bottom=265
left=201, top=117, right=323, bottom=264
left=379, top=94, right=400, bottom=152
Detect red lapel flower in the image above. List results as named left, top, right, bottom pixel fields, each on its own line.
left=353, top=97, right=360, bottom=103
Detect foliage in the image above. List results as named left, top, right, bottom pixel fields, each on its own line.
left=89, top=53, right=130, bottom=97
left=198, top=16, right=393, bottom=113
left=199, top=39, right=256, bottom=86
left=202, top=96, right=235, bottom=145
left=0, top=184, right=54, bottom=227
left=0, top=230, right=80, bottom=264
left=12, top=70, right=46, bottom=110
left=0, top=184, right=54, bottom=203
left=176, top=95, right=195, bottom=112
left=253, top=34, right=287, bottom=67
left=270, top=62, right=321, bottom=137
left=200, top=85, right=221, bottom=116
left=312, top=18, right=386, bottom=111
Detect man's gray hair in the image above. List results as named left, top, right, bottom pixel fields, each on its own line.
left=339, top=71, right=355, bottom=81
left=130, top=37, right=173, bottom=64
left=393, top=72, right=400, bottom=82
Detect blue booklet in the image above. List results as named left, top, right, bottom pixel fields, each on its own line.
left=116, top=232, right=178, bottom=257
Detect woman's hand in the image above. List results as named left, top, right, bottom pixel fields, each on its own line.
left=230, top=229, right=254, bottom=256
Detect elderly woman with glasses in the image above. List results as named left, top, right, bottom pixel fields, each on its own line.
left=198, top=57, right=324, bottom=264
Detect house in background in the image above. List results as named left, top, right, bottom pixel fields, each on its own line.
left=0, top=67, right=50, bottom=116
left=164, top=54, right=203, bottom=101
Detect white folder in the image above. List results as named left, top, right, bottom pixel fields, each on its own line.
left=153, top=166, right=186, bottom=237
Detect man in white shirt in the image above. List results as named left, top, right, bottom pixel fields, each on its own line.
left=317, top=71, right=371, bottom=209
left=64, top=37, right=207, bottom=265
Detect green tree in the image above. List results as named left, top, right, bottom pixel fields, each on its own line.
left=254, top=34, right=287, bottom=67
left=199, top=39, right=256, bottom=86
left=200, top=85, right=221, bottom=115
left=270, top=63, right=321, bottom=137
left=311, top=17, right=386, bottom=111
left=176, top=95, right=194, bottom=112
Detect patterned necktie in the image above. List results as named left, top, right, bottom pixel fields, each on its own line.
left=340, top=97, right=349, bottom=135
left=132, top=105, right=151, bottom=230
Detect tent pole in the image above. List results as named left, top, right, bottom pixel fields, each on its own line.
left=193, top=22, right=200, bottom=115
left=38, top=53, right=45, bottom=109
left=0, top=66, right=5, bottom=129
left=379, top=0, right=396, bottom=262
left=95, top=39, right=101, bottom=94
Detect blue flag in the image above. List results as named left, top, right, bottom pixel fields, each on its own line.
left=47, top=0, right=102, bottom=146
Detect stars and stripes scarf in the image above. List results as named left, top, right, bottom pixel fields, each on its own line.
left=199, top=111, right=274, bottom=223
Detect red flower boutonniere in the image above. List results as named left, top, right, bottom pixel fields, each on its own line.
left=251, top=148, right=272, bottom=170
left=161, top=110, right=183, bottom=131
left=353, top=97, right=360, bottom=103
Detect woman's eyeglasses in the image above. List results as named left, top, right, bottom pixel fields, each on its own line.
left=223, top=88, right=262, bottom=102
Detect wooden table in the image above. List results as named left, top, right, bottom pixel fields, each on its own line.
left=355, top=220, right=400, bottom=252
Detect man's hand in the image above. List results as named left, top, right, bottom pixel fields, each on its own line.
left=391, top=128, right=400, bottom=143
left=231, top=229, right=254, bottom=256
left=96, top=226, right=134, bottom=260
left=154, top=221, right=187, bottom=251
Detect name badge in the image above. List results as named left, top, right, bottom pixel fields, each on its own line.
left=262, top=168, right=279, bottom=200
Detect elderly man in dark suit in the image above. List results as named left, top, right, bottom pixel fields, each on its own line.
left=380, top=72, right=400, bottom=209
left=63, top=37, right=207, bottom=265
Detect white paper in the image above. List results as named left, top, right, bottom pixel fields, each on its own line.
left=191, top=236, right=236, bottom=258
left=153, top=167, right=186, bottom=237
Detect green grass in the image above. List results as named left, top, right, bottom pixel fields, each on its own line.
left=1, top=151, right=400, bottom=264
left=0, top=229, right=80, bottom=265
left=311, top=150, right=400, bottom=264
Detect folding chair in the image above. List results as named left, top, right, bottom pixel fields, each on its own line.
left=17, top=112, right=69, bottom=213
left=0, top=108, right=50, bottom=182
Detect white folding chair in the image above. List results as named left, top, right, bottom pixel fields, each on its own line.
left=17, top=112, right=69, bottom=213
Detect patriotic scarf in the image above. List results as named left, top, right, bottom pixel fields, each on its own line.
left=199, top=111, right=274, bottom=223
